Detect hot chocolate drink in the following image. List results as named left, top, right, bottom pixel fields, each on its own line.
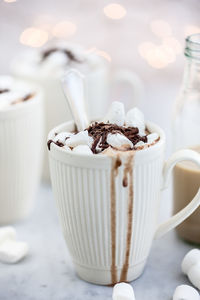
left=173, top=146, right=200, bottom=244
left=47, top=101, right=159, bottom=154
left=0, top=76, right=34, bottom=110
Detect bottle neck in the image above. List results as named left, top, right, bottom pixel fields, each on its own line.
left=183, top=34, right=200, bottom=90
left=183, top=57, right=200, bottom=90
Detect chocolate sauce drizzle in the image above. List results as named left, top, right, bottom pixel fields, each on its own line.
left=0, top=89, right=9, bottom=94
left=41, top=48, right=83, bottom=63
left=110, top=152, right=135, bottom=284
left=87, top=122, right=147, bottom=153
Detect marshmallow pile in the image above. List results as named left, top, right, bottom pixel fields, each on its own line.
left=48, top=101, right=159, bottom=154
left=0, top=226, right=28, bottom=263
left=0, top=76, right=34, bottom=110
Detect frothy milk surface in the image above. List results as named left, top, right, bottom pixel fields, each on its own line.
left=173, top=146, right=200, bottom=244
left=0, top=76, right=35, bottom=110
left=11, top=42, right=106, bottom=79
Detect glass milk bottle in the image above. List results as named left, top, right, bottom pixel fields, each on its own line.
left=173, top=34, right=200, bottom=244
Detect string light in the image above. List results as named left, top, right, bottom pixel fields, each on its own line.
left=95, top=50, right=111, bottom=62
left=3, top=0, right=16, bottom=2
left=162, top=37, right=182, bottom=54
left=20, top=27, right=48, bottom=48
left=86, top=47, right=111, bottom=62
left=150, top=19, right=172, bottom=38
left=52, top=21, right=77, bottom=38
left=103, top=3, right=126, bottom=20
left=138, top=42, right=156, bottom=58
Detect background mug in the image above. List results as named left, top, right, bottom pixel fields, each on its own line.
left=48, top=120, right=200, bottom=285
left=0, top=87, right=44, bottom=224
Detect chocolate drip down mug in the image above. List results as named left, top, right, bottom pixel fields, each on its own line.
left=48, top=120, right=200, bottom=285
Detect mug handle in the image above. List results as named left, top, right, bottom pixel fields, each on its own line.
left=112, top=69, right=144, bottom=105
left=154, top=149, right=200, bottom=239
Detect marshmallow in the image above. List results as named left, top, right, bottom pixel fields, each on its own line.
left=73, top=144, right=93, bottom=155
left=0, top=239, right=28, bottom=264
left=103, top=101, right=125, bottom=126
left=182, top=249, right=200, bottom=275
left=126, top=107, right=145, bottom=136
left=107, top=133, right=133, bottom=149
left=63, top=145, right=71, bottom=151
left=173, top=285, right=200, bottom=300
left=65, top=130, right=93, bottom=148
left=0, top=226, right=16, bottom=244
left=126, top=107, right=144, bottom=125
left=188, top=262, right=200, bottom=290
left=134, top=141, right=145, bottom=148
left=147, top=133, right=159, bottom=144
left=112, top=283, right=135, bottom=300
left=53, top=132, right=73, bottom=144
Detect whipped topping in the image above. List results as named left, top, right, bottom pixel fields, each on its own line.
left=11, top=42, right=105, bottom=78
left=0, top=76, right=34, bottom=110
left=48, top=101, right=160, bottom=155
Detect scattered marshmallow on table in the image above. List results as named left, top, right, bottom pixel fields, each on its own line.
left=0, top=226, right=16, bottom=244
left=188, top=263, right=200, bottom=290
left=73, top=144, right=93, bottom=155
left=182, top=249, right=200, bottom=290
left=107, top=133, right=133, bottom=149
left=173, top=285, right=200, bottom=300
left=65, top=130, right=93, bottom=148
left=103, top=101, right=125, bottom=126
left=112, top=283, right=135, bottom=300
left=0, top=239, right=29, bottom=264
left=182, top=249, right=200, bottom=275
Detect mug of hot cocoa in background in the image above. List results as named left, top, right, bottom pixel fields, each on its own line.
left=11, top=42, right=143, bottom=182
left=0, top=76, right=44, bottom=224
left=173, top=146, right=200, bottom=244
left=47, top=104, right=200, bottom=285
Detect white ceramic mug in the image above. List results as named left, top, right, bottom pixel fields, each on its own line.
left=11, top=54, right=144, bottom=182
left=48, top=120, right=200, bottom=285
left=0, top=89, right=44, bottom=224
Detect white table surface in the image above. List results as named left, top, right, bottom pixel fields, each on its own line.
left=0, top=183, right=196, bottom=300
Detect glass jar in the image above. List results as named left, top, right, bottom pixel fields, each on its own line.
left=173, top=34, right=200, bottom=244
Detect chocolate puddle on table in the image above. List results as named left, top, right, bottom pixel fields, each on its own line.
left=110, top=152, right=135, bottom=284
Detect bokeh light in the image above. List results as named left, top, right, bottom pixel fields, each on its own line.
left=52, top=21, right=77, bottom=38
left=162, top=37, right=182, bottom=54
left=95, top=50, right=112, bottom=62
left=146, top=45, right=176, bottom=69
left=20, top=27, right=48, bottom=47
left=3, top=0, right=16, bottom=2
left=138, top=42, right=156, bottom=58
left=184, top=25, right=200, bottom=37
left=103, top=3, right=127, bottom=20
left=150, top=19, right=172, bottom=38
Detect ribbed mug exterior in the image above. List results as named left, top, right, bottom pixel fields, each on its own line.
left=0, top=92, right=44, bottom=224
left=48, top=121, right=165, bottom=285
